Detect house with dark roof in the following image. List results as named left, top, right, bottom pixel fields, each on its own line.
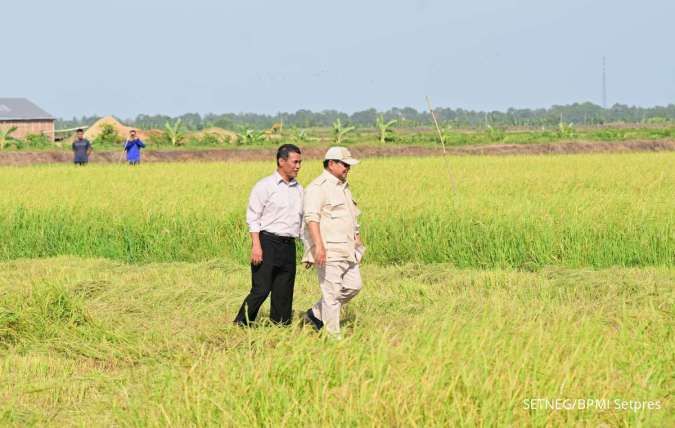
left=0, top=98, right=55, bottom=141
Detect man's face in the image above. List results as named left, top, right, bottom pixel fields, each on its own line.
left=328, top=160, right=351, bottom=182
left=279, top=152, right=302, bottom=179
left=76, top=131, right=84, bottom=140
left=130, top=131, right=136, bottom=139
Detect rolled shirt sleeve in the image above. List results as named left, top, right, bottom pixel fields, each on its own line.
left=303, top=185, right=322, bottom=224
left=246, top=182, right=267, bottom=232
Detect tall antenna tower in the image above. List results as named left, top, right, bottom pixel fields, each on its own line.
left=602, top=56, right=607, bottom=109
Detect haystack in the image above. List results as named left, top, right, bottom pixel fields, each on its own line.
left=85, top=116, right=150, bottom=142
left=193, top=127, right=238, bottom=143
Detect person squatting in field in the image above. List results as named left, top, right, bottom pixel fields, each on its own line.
left=124, top=129, right=146, bottom=165
left=234, top=144, right=304, bottom=326
left=302, top=147, right=365, bottom=337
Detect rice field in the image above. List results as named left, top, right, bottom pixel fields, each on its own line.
left=0, top=152, right=673, bottom=426
left=0, top=153, right=672, bottom=268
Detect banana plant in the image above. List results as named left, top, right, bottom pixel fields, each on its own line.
left=294, top=128, right=308, bottom=142
left=164, top=119, right=185, bottom=146
left=332, top=118, right=355, bottom=144
left=238, top=129, right=266, bottom=145
left=0, top=126, right=18, bottom=150
left=375, top=115, right=397, bottom=144
left=557, top=122, right=576, bottom=139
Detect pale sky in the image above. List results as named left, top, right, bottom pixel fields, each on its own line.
left=2, top=0, right=674, bottom=118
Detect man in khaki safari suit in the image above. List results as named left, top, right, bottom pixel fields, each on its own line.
left=302, top=147, right=365, bottom=337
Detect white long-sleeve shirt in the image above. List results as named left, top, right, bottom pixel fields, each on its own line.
left=246, top=171, right=304, bottom=238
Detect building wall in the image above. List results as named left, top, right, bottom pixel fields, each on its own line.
left=0, top=120, right=55, bottom=141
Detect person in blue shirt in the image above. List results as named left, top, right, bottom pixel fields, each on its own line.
left=124, top=129, right=146, bottom=165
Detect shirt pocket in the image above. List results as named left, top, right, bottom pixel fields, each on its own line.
left=327, top=201, right=349, bottom=219
left=323, top=201, right=350, bottom=243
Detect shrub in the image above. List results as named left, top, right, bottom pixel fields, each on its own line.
left=93, top=124, right=123, bottom=146
left=25, top=133, right=51, bottom=148
left=486, top=125, right=506, bottom=142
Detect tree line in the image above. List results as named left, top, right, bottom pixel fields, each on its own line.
left=57, top=102, right=675, bottom=131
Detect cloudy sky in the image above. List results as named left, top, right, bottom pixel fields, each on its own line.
left=3, top=0, right=673, bottom=118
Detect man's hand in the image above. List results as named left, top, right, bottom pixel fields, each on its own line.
left=250, top=232, right=263, bottom=265
left=307, top=222, right=326, bottom=266
left=251, top=243, right=263, bottom=265
left=355, top=233, right=363, bottom=247
left=313, top=244, right=326, bottom=267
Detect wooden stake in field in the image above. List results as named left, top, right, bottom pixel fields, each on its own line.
left=425, top=96, right=446, bottom=154
left=425, top=96, right=457, bottom=197
left=119, top=140, right=127, bottom=163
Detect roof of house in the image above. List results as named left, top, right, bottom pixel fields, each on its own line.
left=0, top=98, right=55, bottom=121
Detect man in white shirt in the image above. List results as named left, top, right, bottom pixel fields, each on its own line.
left=234, top=144, right=304, bottom=326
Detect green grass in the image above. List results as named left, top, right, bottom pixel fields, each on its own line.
left=0, top=257, right=672, bottom=426
left=1, top=153, right=672, bottom=425
left=0, top=153, right=672, bottom=269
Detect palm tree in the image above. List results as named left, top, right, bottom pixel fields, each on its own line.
left=375, top=115, right=397, bottom=144
left=0, top=126, right=18, bottom=150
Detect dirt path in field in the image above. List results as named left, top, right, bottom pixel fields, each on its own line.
left=1, top=140, right=673, bottom=166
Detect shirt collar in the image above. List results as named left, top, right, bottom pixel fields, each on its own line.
left=321, top=169, right=346, bottom=186
left=274, top=171, right=298, bottom=186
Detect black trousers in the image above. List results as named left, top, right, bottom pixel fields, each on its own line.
left=234, top=231, right=296, bottom=325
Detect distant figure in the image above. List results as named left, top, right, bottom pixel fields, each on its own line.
left=72, top=129, right=92, bottom=165
left=124, top=129, right=146, bottom=165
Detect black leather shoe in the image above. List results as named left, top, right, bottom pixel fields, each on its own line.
left=303, top=309, right=323, bottom=331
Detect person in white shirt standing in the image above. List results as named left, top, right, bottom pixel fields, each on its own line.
left=234, top=144, right=303, bottom=326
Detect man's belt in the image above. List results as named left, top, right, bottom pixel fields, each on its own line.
left=260, top=230, right=295, bottom=243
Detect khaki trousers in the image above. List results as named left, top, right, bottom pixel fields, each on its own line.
left=311, top=260, right=362, bottom=335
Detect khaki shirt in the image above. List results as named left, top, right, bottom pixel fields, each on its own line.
left=302, top=170, right=361, bottom=263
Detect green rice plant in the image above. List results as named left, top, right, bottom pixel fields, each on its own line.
left=589, top=128, right=626, bottom=141
left=442, top=127, right=471, bottom=146
left=0, top=258, right=672, bottom=426
left=0, top=153, right=672, bottom=269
